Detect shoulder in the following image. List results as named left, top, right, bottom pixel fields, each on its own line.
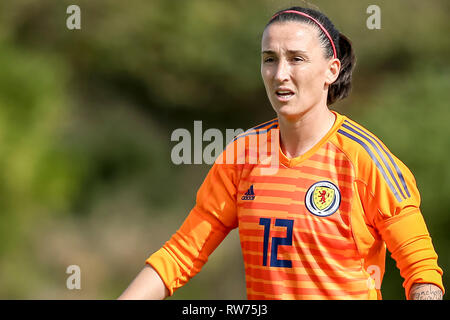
left=332, top=114, right=393, bottom=167
left=331, top=113, right=414, bottom=201
left=233, top=118, right=279, bottom=142
left=215, top=118, right=279, bottom=166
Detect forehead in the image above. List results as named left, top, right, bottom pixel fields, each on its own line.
left=261, top=21, right=320, bottom=51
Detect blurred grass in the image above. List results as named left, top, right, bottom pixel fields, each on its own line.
left=0, top=0, right=448, bottom=299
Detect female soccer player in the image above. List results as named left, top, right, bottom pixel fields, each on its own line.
left=119, top=7, right=444, bottom=300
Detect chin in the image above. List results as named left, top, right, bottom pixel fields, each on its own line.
left=273, top=103, right=308, bottom=120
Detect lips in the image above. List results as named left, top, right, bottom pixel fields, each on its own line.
left=275, top=88, right=295, bottom=101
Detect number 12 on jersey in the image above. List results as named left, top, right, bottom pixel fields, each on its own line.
left=259, top=218, right=294, bottom=268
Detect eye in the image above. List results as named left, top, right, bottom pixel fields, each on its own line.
left=263, top=57, right=275, bottom=63
left=293, top=56, right=304, bottom=62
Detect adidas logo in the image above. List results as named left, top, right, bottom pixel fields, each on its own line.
left=241, top=185, right=255, bottom=200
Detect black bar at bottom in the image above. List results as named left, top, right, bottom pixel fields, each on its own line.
left=0, top=300, right=447, bottom=318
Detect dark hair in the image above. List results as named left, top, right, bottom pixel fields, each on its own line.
left=265, top=7, right=356, bottom=105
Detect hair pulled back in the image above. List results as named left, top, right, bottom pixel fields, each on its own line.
left=266, top=7, right=356, bottom=105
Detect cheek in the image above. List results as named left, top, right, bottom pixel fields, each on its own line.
left=261, top=68, right=274, bottom=89
left=261, top=66, right=270, bottom=79
left=295, top=66, right=326, bottom=91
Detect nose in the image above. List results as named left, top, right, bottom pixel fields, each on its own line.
left=274, top=59, right=290, bottom=82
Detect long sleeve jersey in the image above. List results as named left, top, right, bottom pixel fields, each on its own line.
left=146, top=110, right=444, bottom=300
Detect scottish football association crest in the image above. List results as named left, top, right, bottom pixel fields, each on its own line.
left=305, top=181, right=341, bottom=217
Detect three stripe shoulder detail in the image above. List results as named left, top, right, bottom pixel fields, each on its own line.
left=233, top=119, right=279, bottom=142
left=337, top=119, right=410, bottom=202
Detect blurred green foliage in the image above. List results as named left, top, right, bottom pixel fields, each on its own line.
left=0, top=0, right=448, bottom=299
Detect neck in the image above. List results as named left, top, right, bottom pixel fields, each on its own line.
left=278, top=104, right=336, bottom=159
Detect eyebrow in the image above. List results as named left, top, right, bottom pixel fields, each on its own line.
left=261, top=49, right=308, bottom=55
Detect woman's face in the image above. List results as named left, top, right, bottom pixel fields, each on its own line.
left=261, top=21, right=339, bottom=119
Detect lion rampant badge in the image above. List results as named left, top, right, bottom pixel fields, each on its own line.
left=305, top=181, right=341, bottom=217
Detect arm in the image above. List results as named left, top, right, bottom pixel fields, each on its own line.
left=120, top=160, right=238, bottom=298
left=356, top=151, right=444, bottom=299
left=118, top=265, right=169, bottom=300
left=409, top=283, right=443, bottom=300
left=375, top=208, right=445, bottom=299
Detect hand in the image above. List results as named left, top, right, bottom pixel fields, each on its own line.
left=409, top=283, right=443, bottom=300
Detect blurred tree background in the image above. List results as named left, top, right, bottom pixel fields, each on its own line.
left=0, top=0, right=448, bottom=299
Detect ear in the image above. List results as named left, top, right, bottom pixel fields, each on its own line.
left=325, top=58, right=341, bottom=85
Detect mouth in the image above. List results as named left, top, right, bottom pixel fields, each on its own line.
left=275, top=89, right=295, bottom=101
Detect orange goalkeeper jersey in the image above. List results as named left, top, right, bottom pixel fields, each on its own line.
left=146, top=110, right=444, bottom=300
